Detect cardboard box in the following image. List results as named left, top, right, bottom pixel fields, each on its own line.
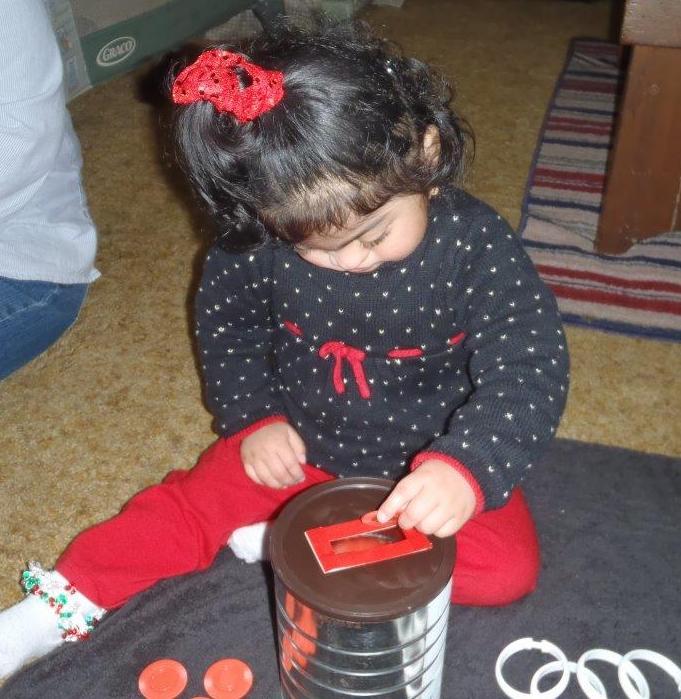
left=48, top=0, right=281, bottom=100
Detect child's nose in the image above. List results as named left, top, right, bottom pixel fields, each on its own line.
left=330, top=241, right=369, bottom=270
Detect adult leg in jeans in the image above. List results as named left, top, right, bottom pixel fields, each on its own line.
left=0, top=277, right=88, bottom=380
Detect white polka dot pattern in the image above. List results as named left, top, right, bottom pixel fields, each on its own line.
left=195, top=189, right=569, bottom=508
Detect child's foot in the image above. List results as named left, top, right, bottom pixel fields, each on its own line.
left=0, top=594, right=65, bottom=678
left=0, top=564, right=105, bottom=680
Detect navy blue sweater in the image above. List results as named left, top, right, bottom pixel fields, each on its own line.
left=195, top=189, right=569, bottom=510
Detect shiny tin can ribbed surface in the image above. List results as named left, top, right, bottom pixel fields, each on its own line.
left=270, top=478, right=456, bottom=698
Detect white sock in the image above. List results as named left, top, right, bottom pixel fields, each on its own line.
left=0, top=595, right=64, bottom=679
left=228, top=521, right=271, bottom=563
left=0, top=567, right=105, bottom=680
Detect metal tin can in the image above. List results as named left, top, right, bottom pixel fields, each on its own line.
left=270, top=477, right=456, bottom=698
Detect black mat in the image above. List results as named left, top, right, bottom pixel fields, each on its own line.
left=2, top=439, right=680, bottom=698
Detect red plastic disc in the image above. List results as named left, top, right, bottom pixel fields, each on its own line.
left=360, top=510, right=397, bottom=526
left=204, top=658, right=253, bottom=699
left=138, top=659, right=188, bottom=699
left=360, top=510, right=380, bottom=525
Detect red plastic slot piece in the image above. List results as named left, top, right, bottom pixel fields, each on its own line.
left=305, top=510, right=433, bottom=574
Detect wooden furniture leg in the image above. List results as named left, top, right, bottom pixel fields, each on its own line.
left=595, top=45, right=681, bottom=254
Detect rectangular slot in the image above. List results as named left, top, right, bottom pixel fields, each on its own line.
left=330, top=526, right=405, bottom=555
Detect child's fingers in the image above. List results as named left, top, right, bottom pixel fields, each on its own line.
left=397, top=493, right=438, bottom=532
left=278, top=445, right=305, bottom=484
left=243, top=444, right=302, bottom=489
left=433, top=516, right=460, bottom=538
left=247, top=454, right=290, bottom=489
left=263, top=453, right=296, bottom=488
left=243, top=462, right=264, bottom=486
left=416, top=505, right=451, bottom=536
left=286, top=427, right=307, bottom=465
left=253, top=460, right=282, bottom=489
left=377, top=476, right=423, bottom=523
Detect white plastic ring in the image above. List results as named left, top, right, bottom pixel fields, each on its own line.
left=531, top=660, right=606, bottom=698
left=619, top=649, right=681, bottom=697
left=576, top=649, right=650, bottom=699
left=495, top=637, right=570, bottom=699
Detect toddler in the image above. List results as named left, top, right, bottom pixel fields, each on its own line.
left=0, top=18, right=569, bottom=679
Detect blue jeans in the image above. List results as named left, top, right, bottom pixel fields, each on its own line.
left=0, top=276, right=88, bottom=380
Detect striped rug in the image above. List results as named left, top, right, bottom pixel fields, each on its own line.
left=519, top=39, right=681, bottom=341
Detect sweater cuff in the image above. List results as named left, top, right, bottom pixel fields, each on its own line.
left=410, top=451, right=486, bottom=516
left=226, top=415, right=289, bottom=443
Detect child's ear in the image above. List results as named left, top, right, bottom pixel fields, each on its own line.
left=422, top=124, right=441, bottom=164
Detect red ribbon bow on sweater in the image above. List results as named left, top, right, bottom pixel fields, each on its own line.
left=172, top=49, right=284, bottom=122
left=319, top=341, right=372, bottom=400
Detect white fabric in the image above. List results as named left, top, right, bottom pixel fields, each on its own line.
left=0, top=569, right=105, bottom=680
left=0, top=595, right=64, bottom=679
left=228, top=521, right=270, bottom=563
left=0, top=0, right=99, bottom=284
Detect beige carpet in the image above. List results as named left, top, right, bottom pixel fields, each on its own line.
left=1, top=0, right=679, bottom=610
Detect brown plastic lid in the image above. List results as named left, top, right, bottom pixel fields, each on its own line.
left=270, top=477, right=456, bottom=622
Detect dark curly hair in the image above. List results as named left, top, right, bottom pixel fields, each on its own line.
left=171, top=18, right=473, bottom=251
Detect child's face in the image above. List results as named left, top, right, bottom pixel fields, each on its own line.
left=294, top=193, right=429, bottom=274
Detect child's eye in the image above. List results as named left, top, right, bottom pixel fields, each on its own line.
left=361, top=229, right=390, bottom=249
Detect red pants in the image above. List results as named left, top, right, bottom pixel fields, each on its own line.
left=57, top=434, right=540, bottom=610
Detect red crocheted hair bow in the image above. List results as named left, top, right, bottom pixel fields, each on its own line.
left=172, top=49, right=284, bottom=122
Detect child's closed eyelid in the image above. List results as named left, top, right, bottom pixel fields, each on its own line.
left=361, top=229, right=391, bottom=248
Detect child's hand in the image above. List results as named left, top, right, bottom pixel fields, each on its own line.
left=376, top=460, right=477, bottom=537
left=241, top=423, right=307, bottom=489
